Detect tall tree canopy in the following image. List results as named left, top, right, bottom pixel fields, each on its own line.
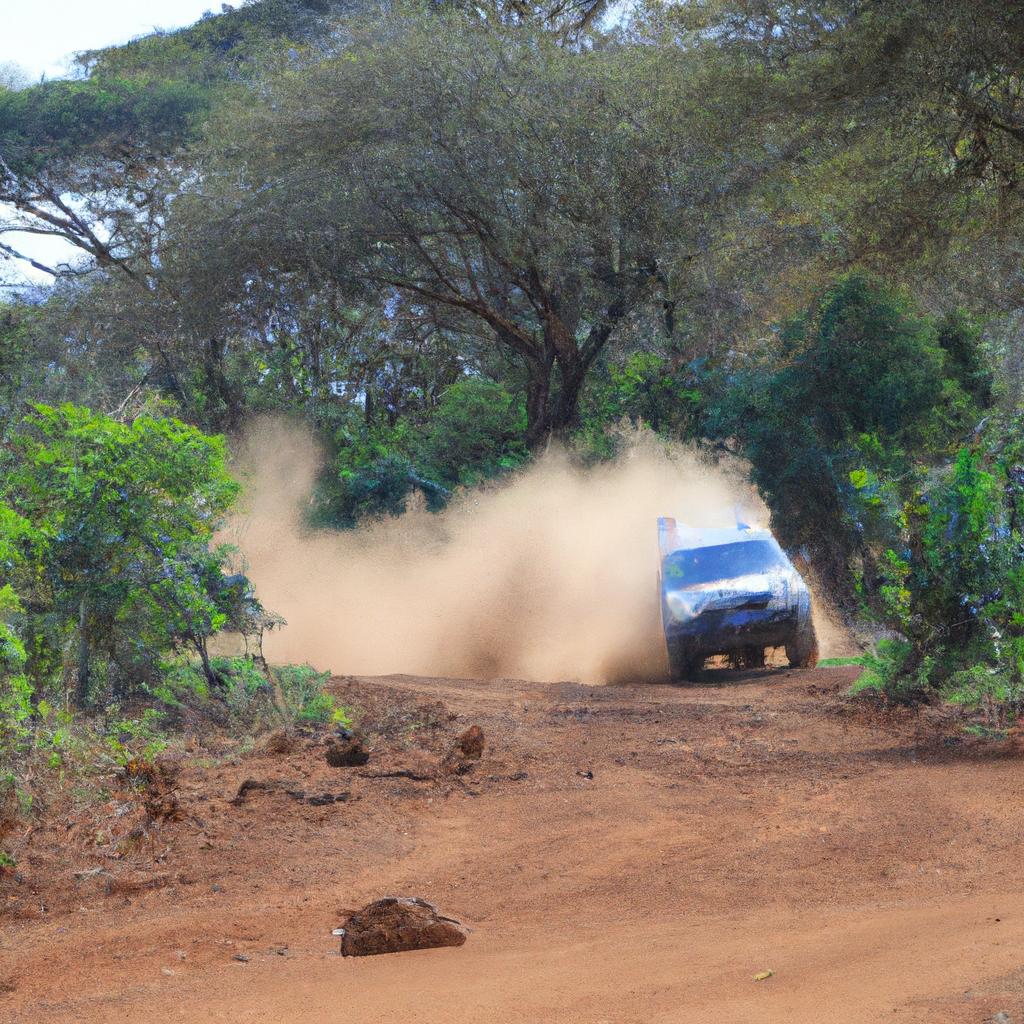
left=170, top=15, right=763, bottom=442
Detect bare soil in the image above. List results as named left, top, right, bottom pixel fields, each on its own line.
left=3, top=666, right=1024, bottom=1023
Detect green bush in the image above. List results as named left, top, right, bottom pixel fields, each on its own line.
left=713, top=273, right=991, bottom=598
left=312, top=377, right=527, bottom=528
left=850, top=639, right=928, bottom=701
left=274, top=663, right=350, bottom=726
left=103, top=708, right=169, bottom=766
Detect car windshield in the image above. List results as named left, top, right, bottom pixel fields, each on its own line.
left=663, top=540, right=787, bottom=586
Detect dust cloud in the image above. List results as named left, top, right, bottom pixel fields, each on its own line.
left=227, top=418, right=833, bottom=684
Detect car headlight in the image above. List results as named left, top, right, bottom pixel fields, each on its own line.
left=666, top=591, right=703, bottom=621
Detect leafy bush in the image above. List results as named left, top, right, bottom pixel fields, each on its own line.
left=576, top=352, right=704, bottom=459
left=849, top=410, right=1024, bottom=709
left=103, top=708, right=169, bottom=766
left=152, top=657, right=349, bottom=731
left=274, top=663, right=350, bottom=726
left=850, top=639, right=926, bottom=701
left=312, top=377, right=527, bottom=527
left=412, top=379, right=528, bottom=488
left=0, top=404, right=241, bottom=708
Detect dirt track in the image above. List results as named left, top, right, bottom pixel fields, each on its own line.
left=4, top=665, right=1024, bottom=1023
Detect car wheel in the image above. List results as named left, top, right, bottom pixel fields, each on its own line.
left=667, top=642, right=703, bottom=683
left=786, top=623, right=819, bottom=669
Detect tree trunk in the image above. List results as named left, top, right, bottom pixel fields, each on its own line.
left=203, top=337, right=243, bottom=431
left=75, top=595, right=91, bottom=709
left=551, top=355, right=589, bottom=436
left=542, top=302, right=611, bottom=439
left=524, top=353, right=555, bottom=448
left=195, top=638, right=220, bottom=691
left=525, top=371, right=551, bottom=447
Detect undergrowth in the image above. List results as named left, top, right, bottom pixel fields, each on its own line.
left=0, top=657, right=350, bottom=867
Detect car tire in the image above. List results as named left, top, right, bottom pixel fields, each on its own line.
left=667, top=642, right=703, bottom=683
left=786, top=623, right=819, bottom=669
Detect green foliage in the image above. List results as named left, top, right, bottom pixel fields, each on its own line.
left=576, top=352, right=704, bottom=457
left=412, top=379, right=528, bottom=488
left=855, top=420, right=1024, bottom=703
left=714, top=273, right=989, bottom=590
left=850, top=639, right=919, bottom=699
left=0, top=507, right=37, bottom=763
left=274, top=664, right=350, bottom=726
left=103, top=708, right=169, bottom=766
left=0, top=0, right=347, bottom=178
left=152, top=656, right=349, bottom=731
left=0, top=404, right=240, bottom=707
left=0, top=76, right=209, bottom=175
left=313, top=378, right=528, bottom=527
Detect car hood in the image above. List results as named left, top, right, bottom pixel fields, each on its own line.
left=662, top=571, right=806, bottom=626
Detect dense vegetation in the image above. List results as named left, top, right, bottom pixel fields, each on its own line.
left=2, top=0, right=1024, bottom=849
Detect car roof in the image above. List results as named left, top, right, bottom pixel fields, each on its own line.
left=657, top=516, right=776, bottom=559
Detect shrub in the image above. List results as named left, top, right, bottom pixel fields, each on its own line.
left=274, top=663, right=350, bottom=726
left=312, top=378, right=527, bottom=527
left=850, top=639, right=929, bottom=702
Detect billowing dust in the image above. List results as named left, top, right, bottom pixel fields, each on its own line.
left=228, top=419, right=842, bottom=684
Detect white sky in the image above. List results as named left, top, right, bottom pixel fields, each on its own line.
left=1, top=2, right=240, bottom=287
left=3, top=0, right=240, bottom=80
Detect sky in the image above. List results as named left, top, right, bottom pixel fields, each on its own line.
left=2, top=2, right=240, bottom=286
left=3, top=0, right=239, bottom=80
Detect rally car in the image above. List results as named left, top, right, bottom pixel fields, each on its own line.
left=658, top=517, right=818, bottom=681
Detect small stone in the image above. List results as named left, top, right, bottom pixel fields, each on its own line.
left=455, top=725, right=484, bottom=760
left=442, top=726, right=485, bottom=775
left=306, top=793, right=336, bottom=807
left=232, top=953, right=250, bottom=963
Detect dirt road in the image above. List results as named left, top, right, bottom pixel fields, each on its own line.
left=4, top=666, right=1024, bottom=1023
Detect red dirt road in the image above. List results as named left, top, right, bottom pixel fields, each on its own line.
left=4, top=666, right=1024, bottom=1022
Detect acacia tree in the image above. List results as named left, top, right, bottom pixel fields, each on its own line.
left=177, top=16, right=750, bottom=443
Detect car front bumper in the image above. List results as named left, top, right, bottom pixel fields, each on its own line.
left=664, top=606, right=799, bottom=656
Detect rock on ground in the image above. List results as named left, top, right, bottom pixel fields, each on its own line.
left=455, top=725, right=485, bottom=760
left=442, top=725, right=485, bottom=775
left=338, top=897, right=468, bottom=957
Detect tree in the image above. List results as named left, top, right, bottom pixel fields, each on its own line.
left=0, top=0, right=357, bottom=280
left=175, top=14, right=753, bottom=444
left=1, top=405, right=240, bottom=705
left=0, top=62, right=29, bottom=92
left=656, top=0, right=1024, bottom=283
left=713, top=273, right=990, bottom=594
